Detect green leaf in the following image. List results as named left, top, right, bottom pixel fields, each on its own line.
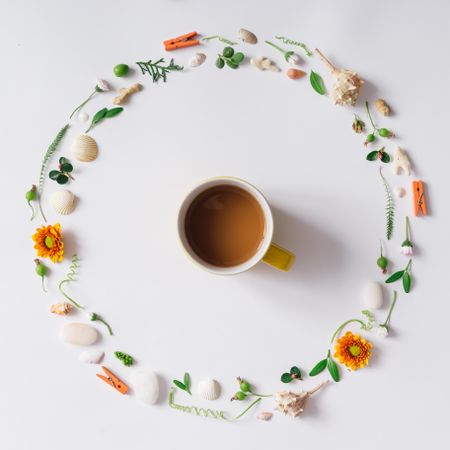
left=226, top=60, right=238, bottom=69
left=49, top=170, right=61, bottom=180
left=290, top=366, right=302, bottom=379
left=92, top=108, right=108, bottom=125
left=105, top=107, right=124, bottom=118
left=223, top=46, right=234, bottom=58
left=173, top=380, right=187, bottom=391
left=285, top=50, right=294, bottom=62
left=183, top=372, right=191, bottom=392
left=60, top=162, right=73, bottom=173
left=309, top=359, right=328, bottom=376
left=402, top=271, right=411, bottom=293
left=366, top=150, right=379, bottom=161
left=385, top=270, right=405, bottom=283
left=381, top=152, right=391, bottom=163
left=327, top=356, right=340, bottom=382
left=59, top=157, right=70, bottom=165
left=56, top=174, right=69, bottom=185
left=310, top=70, right=326, bottom=95
left=216, top=57, right=225, bottom=69
left=280, top=373, right=292, bottom=383
left=231, top=52, right=244, bottom=64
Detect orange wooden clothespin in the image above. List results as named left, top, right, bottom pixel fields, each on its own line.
left=163, top=31, right=199, bottom=51
left=412, top=180, right=427, bottom=216
left=96, top=366, right=128, bottom=394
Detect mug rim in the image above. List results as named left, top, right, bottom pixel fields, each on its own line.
left=177, top=176, right=274, bottom=275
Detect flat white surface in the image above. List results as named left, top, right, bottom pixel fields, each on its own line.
left=0, top=1, right=449, bottom=449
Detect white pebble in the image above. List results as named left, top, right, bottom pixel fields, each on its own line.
left=362, top=282, right=384, bottom=310
left=189, top=53, right=206, bottom=67
left=256, top=412, right=273, bottom=421
left=79, top=350, right=104, bottom=364
left=130, top=368, right=159, bottom=405
left=77, top=111, right=89, bottom=122
left=61, top=322, right=98, bottom=346
left=394, top=186, right=406, bottom=198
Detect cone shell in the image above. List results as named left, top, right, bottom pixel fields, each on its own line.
left=49, top=189, right=76, bottom=215
left=71, top=134, right=98, bottom=162
left=196, top=379, right=220, bottom=401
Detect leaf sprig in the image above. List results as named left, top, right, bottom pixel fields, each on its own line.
left=136, top=58, right=183, bottom=83
left=379, top=168, right=395, bottom=240
left=385, top=259, right=413, bottom=293
left=85, top=107, right=123, bottom=133
left=202, top=35, right=237, bottom=45
left=216, top=46, right=244, bottom=69
left=49, top=157, right=74, bottom=185
left=114, top=351, right=134, bottom=366
left=280, top=366, right=302, bottom=383
left=173, top=372, right=192, bottom=395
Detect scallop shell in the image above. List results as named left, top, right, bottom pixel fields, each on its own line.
left=49, top=189, right=76, bottom=215
left=239, top=28, right=257, bottom=44
left=71, top=134, right=98, bottom=162
left=196, top=378, right=220, bottom=401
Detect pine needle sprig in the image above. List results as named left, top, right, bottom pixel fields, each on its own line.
left=136, top=58, right=183, bottom=83
left=379, top=167, right=394, bottom=240
left=37, top=124, right=70, bottom=222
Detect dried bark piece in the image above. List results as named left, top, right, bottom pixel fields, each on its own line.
left=375, top=98, right=391, bottom=116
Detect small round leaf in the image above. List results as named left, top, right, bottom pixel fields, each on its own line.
left=280, top=373, right=292, bottom=383
left=49, top=170, right=61, bottom=180
left=56, top=174, right=69, bottom=185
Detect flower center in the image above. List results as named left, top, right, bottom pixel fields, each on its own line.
left=45, top=236, right=54, bottom=248
left=349, top=345, right=361, bottom=356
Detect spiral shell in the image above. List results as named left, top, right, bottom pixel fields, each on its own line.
left=239, top=28, right=257, bottom=44
left=196, top=379, right=220, bottom=401
left=71, top=134, right=98, bottom=162
left=49, top=189, right=76, bottom=215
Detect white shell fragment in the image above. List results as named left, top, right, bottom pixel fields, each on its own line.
left=61, top=323, right=99, bottom=346
left=394, top=186, right=406, bottom=198
left=79, top=350, right=104, bottom=364
left=130, top=368, right=159, bottom=405
left=189, top=53, right=206, bottom=67
left=71, top=134, right=98, bottom=162
left=250, top=57, right=280, bottom=72
left=392, top=147, right=412, bottom=176
left=196, top=379, right=220, bottom=401
left=49, top=189, right=76, bottom=215
left=77, top=111, right=89, bottom=122
left=239, top=28, right=257, bottom=44
left=362, top=282, right=384, bottom=310
left=256, top=412, right=273, bottom=421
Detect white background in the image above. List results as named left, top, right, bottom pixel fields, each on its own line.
left=1, top=0, right=449, bottom=449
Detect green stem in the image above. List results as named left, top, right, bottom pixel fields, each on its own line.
left=92, top=315, right=113, bottom=336
left=381, top=290, right=397, bottom=327
left=405, top=216, right=410, bottom=241
left=265, top=40, right=286, bottom=55
left=249, top=392, right=273, bottom=398
left=41, top=275, right=46, bottom=293
left=330, top=319, right=366, bottom=344
left=379, top=239, right=383, bottom=257
left=405, top=259, right=412, bottom=273
left=365, top=101, right=377, bottom=131
left=58, top=280, right=84, bottom=309
left=227, top=397, right=262, bottom=422
left=69, top=90, right=96, bottom=119
left=27, top=200, right=36, bottom=221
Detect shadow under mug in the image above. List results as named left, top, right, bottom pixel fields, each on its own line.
left=177, top=177, right=296, bottom=275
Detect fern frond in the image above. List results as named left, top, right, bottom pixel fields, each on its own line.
left=379, top=167, right=394, bottom=240
left=37, top=124, right=69, bottom=222
left=136, top=58, right=183, bottom=83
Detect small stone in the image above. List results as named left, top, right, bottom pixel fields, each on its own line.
left=394, top=186, right=406, bottom=198
left=61, top=322, right=98, bottom=345
left=79, top=350, right=104, bottom=364
left=362, top=282, right=384, bottom=310
left=77, top=111, right=89, bottom=122
left=189, top=53, right=206, bottom=67
left=130, top=368, right=159, bottom=405
left=256, top=412, right=273, bottom=421
left=287, top=68, right=306, bottom=80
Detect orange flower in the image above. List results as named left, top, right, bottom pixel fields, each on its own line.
left=334, top=331, right=372, bottom=370
left=32, top=223, right=64, bottom=263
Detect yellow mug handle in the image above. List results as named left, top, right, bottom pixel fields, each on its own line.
left=262, top=243, right=296, bottom=272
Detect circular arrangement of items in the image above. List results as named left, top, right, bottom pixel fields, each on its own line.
left=26, top=27, right=428, bottom=422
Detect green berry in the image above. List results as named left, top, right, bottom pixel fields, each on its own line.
left=377, top=256, right=388, bottom=270
left=235, top=391, right=246, bottom=401
left=26, top=185, right=37, bottom=201
left=216, top=57, right=225, bottom=69
left=239, top=380, right=251, bottom=392
left=35, top=260, right=47, bottom=277
left=366, top=133, right=376, bottom=143
left=113, top=64, right=129, bottom=77
left=378, top=128, right=391, bottom=138
left=223, top=47, right=234, bottom=58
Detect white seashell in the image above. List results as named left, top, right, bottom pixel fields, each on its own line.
left=362, top=281, right=384, bottom=310
left=77, top=111, right=89, bottom=122
left=49, top=189, right=76, bottom=215
left=71, top=134, right=98, bottom=162
left=394, top=186, right=406, bottom=198
left=239, top=28, right=257, bottom=44
left=61, top=323, right=98, bottom=346
left=196, top=378, right=220, bottom=401
left=79, top=350, right=104, bottom=364
left=256, top=412, right=273, bottom=421
left=130, top=368, right=159, bottom=405
left=189, top=53, right=206, bottom=67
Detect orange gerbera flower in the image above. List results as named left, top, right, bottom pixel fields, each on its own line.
left=334, top=331, right=372, bottom=370
left=32, top=223, right=64, bottom=263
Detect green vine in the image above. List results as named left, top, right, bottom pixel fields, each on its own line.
left=58, top=254, right=84, bottom=309
left=136, top=58, right=183, bottom=83
left=202, top=35, right=237, bottom=45
left=274, top=36, right=312, bottom=56
left=37, top=124, right=69, bottom=222
left=379, top=167, right=394, bottom=240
